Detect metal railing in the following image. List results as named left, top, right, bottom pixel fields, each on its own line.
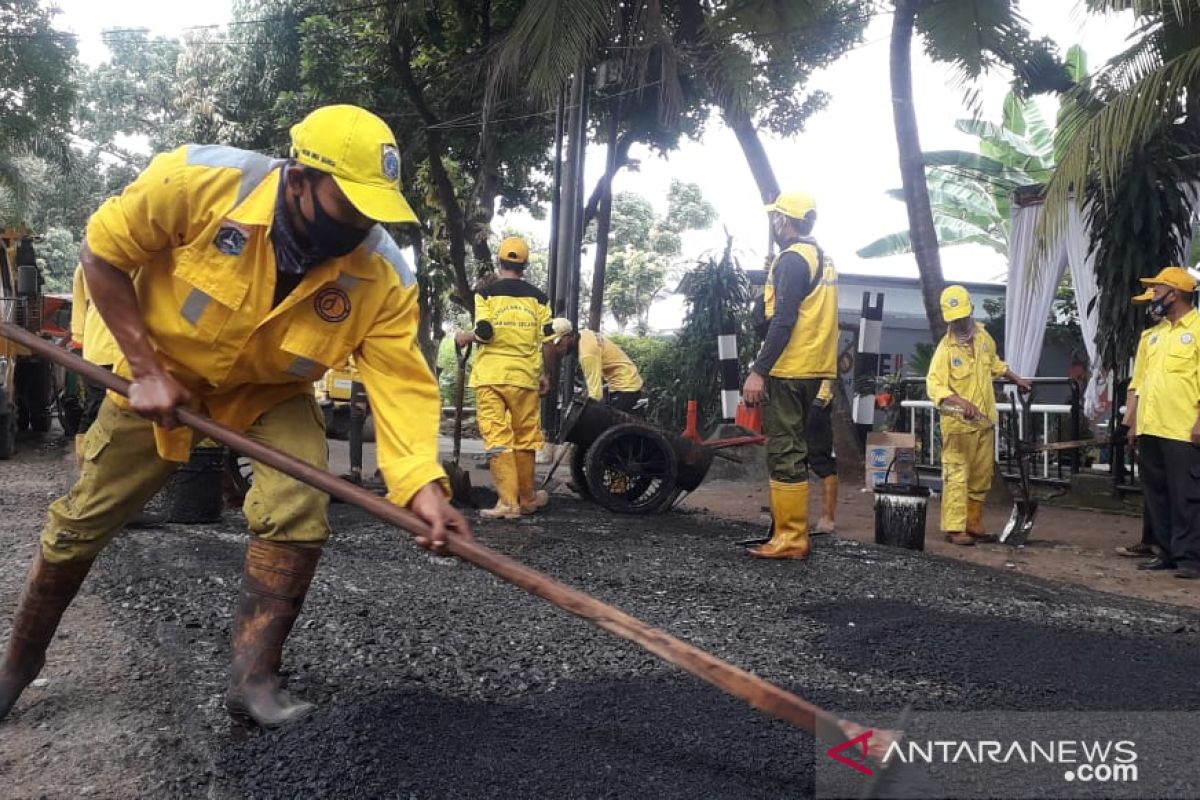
left=895, top=377, right=1122, bottom=487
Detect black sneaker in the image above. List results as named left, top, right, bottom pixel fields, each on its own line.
left=1174, top=567, right=1200, bottom=580
left=1137, top=558, right=1177, bottom=571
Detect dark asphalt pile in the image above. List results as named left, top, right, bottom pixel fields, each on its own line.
left=3, top=480, right=1200, bottom=799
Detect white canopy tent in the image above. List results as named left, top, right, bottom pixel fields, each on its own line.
left=1004, top=194, right=1108, bottom=422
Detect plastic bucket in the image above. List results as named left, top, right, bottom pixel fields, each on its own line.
left=165, top=446, right=226, bottom=524
left=872, top=458, right=929, bottom=551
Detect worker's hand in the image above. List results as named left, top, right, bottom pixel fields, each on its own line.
left=1015, top=377, right=1033, bottom=394
left=128, top=370, right=191, bottom=429
left=538, top=373, right=551, bottom=396
left=1192, top=420, right=1200, bottom=448
left=409, top=482, right=474, bottom=553
left=742, top=371, right=767, bottom=406
left=454, top=330, right=474, bottom=348
left=958, top=399, right=983, bottom=421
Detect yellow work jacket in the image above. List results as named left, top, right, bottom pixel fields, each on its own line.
left=762, top=240, right=839, bottom=379
left=1128, top=310, right=1200, bottom=443
left=468, top=278, right=552, bottom=391
left=71, top=265, right=122, bottom=365
left=578, top=330, right=643, bottom=400
left=85, top=144, right=444, bottom=506
left=926, top=324, right=1009, bottom=435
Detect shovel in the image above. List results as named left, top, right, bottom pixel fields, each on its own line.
left=1000, top=391, right=1038, bottom=546
left=442, top=342, right=474, bottom=506
left=5, top=321, right=920, bottom=795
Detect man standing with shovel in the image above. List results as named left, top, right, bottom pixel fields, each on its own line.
left=927, top=286, right=1031, bottom=546
left=455, top=237, right=559, bottom=520
left=0, top=105, right=470, bottom=728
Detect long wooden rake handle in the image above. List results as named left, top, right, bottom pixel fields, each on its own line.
left=2, top=322, right=846, bottom=740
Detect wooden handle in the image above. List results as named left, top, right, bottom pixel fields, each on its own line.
left=1, top=322, right=843, bottom=737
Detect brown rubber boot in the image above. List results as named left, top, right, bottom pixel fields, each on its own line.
left=515, top=450, right=548, bottom=514
left=944, top=532, right=976, bottom=546
left=812, top=475, right=838, bottom=535
left=0, top=552, right=93, bottom=722
left=966, top=500, right=996, bottom=542
left=225, top=539, right=321, bottom=729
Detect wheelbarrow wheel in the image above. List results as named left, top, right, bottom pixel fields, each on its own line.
left=569, top=443, right=593, bottom=501
left=584, top=423, right=678, bottom=514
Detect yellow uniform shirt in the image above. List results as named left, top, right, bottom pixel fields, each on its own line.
left=71, top=265, right=122, bottom=365
left=1128, top=310, right=1200, bottom=443
left=926, top=323, right=1009, bottom=435
left=762, top=241, right=839, bottom=379
left=578, top=330, right=643, bottom=401
left=467, top=278, right=552, bottom=390
left=85, top=144, right=444, bottom=506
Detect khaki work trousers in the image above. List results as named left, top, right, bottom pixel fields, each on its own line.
left=41, top=394, right=330, bottom=563
left=475, top=384, right=544, bottom=453
left=940, top=427, right=994, bottom=533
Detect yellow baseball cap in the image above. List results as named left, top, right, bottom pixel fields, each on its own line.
left=498, top=236, right=530, bottom=265
left=764, top=191, right=817, bottom=220
left=1131, top=288, right=1154, bottom=305
left=940, top=284, right=973, bottom=322
left=290, top=105, right=418, bottom=224
left=1140, top=265, right=1197, bottom=293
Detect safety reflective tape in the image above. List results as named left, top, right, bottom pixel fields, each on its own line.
left=336, top=273, right=361, bottom=291
left=180, top=289, right=212, bottom=326
left=186, top=145, right=284, bottom=204
left=287, top=357, right=320, bottom=378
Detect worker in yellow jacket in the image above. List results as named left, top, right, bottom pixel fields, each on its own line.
left=456, top=236, right=557, bottom=519
left=926, top=285, right=1031, bottom=545
left=740, top=191, right=839, bottom=560
left=550, top=328, right=644, bottom=412
left=0, top=105, right=471, bottom=729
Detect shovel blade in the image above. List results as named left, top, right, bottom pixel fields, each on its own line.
left=442, top=459, right=476, bottom=508
left=999, top=500, right=1038, bottom=545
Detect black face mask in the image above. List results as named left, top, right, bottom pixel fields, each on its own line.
left=1149, top=291, right=1175, bottom=320
left=304, top=180, right=372, bottom=259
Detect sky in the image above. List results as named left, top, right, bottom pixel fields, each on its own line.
left=48, top=0, right=1137, bottom=325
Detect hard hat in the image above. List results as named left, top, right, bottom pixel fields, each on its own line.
left=551, top=317, right=574, bottom=342
left=1140, top=265, right=1197, bottom=293
left=289, top=105, right=417, bottom=224
left=763, top=191, right=817, bottom=221
left=1130, top=288, right=1154, bottom=305
left=940, top=285, right=973, bottom=322
left=498, top=236, right=530, bottom=265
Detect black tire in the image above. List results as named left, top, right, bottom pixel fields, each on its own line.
left=584, top=423, right=678, bottom=515
left=0, top=407, right=15, bottom=460
left=361, top=411, right=376, bottom=443
left=324, top=405, right=351, bottom=440
left=57, top=392, right=83, bottom=437
left=569, top=443, right=593, bottom=501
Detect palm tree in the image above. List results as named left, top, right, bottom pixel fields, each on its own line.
left=1041, top=1, right=1200, bottom=370
left=887, top=0, right=1064, bottom=340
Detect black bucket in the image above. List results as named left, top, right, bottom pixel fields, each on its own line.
left=873, top=460, right=929, bottom=551
left=156, top=446, right=227, bottom=524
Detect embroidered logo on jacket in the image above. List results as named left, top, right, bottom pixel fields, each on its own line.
left=213, top=224, right=248, bottom=256
left=315, top=287, right=351, bottom=322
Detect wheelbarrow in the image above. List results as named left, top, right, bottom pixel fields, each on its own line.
left=550, top=396, right=716, bottom=514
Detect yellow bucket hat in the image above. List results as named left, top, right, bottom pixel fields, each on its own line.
left=290, top=105, right=418, bottom=224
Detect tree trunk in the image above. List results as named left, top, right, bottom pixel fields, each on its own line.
left=891, top=0, right=946, bottom=342
left=724, top=105, right=780, bottom=204
left=588, top=106, right=621, bottom=331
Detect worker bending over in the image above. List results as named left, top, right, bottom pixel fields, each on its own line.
left=0, top=105, right=470, bottom=729
left=551, top=328, right=644, bottom=412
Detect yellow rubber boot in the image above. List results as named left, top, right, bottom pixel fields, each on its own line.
left=813, top=475, right=838, bottom=535
left=481, top=451, right=522, bottom=520
left=966, top=500, right=995, bottom=542
left=515, top=450, right=548, bottom=514
left=749, top=481, right=811, bottom=560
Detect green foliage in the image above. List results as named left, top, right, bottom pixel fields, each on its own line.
left=606, top=333, right=680, bottom=427
left=596, top=180, right=715, bottom=332
left=35, top=226, right=80, bottom=293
